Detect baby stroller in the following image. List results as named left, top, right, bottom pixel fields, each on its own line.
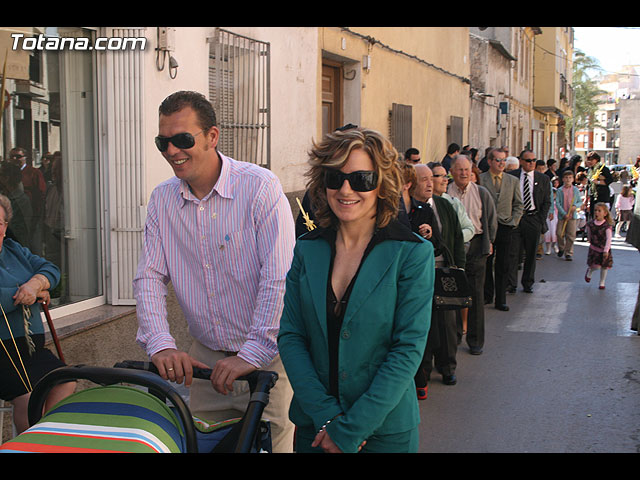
left=0, top=360, right=277, bottom=453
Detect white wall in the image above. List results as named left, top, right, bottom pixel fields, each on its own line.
left=221, top=27, right=318, bottom=193
left=141, top=27, right=211, bottom=200
left=139, top=26, right=318, bottom=200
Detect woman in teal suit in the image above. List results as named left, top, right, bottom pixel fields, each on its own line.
left=278, top=128, right=434, bottom=453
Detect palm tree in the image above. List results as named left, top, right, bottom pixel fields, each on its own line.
left=569, top=49, right=606, bottom=133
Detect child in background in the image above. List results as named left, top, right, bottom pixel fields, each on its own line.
left=585, top=202, right=614, bottom=289
left=544, top=176, right=560, bottom=255
left=615, top=185, right=635, bottom=237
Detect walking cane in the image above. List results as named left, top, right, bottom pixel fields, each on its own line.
left=41, top=303, right=65, bottom=363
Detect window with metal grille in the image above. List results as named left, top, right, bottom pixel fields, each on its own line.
left=389, top=103, right=413, bottom=156
left=208, top=28, right=271, bottom=169
left=448, top=115, right=464, bottom=147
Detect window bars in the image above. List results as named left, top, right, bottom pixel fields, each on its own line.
left=209, top=28, right=271, bottom=169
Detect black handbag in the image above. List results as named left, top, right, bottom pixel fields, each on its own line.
left=432, top=245, right=473, bottom=311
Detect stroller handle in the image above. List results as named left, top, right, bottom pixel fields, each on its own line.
left=113, top=360, right=279, bottom=396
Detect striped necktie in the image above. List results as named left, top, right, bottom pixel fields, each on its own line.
left=523, top=173, right=533, bottom=211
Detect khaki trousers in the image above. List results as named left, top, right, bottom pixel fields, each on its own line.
left=188, top=340, right=295, bottom=453
left=556, top=217, right=577, bottom=256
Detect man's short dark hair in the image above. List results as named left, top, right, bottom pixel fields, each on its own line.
left=405, top=147, right=420, bottom=160
left=159, top=91, right=217, bottom=131
left=536, top=160, right=546, bottom=167
left=518, top=148, right=534, bottom=159
left=447, top=143, right=460, bottom=155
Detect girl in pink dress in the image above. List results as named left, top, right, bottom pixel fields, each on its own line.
left=585, top=203, right=614, bottom=289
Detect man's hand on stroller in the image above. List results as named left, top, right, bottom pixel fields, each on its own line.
left=151, top=348, right=210, bottom=387
left=210, top=355, right=257, bottom=395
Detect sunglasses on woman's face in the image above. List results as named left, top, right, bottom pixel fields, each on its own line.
left=155, top=130, right=204, bottom=152
left=324, top=169, right=378, bottom=192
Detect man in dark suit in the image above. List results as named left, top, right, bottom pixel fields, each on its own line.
left=479, top=148, right=523, bottom=311
left=508, top=149, right=551, bottom=293
left=584, top=151, right=613, bottom=216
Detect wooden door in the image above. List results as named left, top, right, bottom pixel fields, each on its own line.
left=322, top=62, right=342, bottom=136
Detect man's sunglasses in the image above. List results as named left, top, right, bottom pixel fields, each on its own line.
left=324, top=169, right=378, bottom=192
left=155, top=130, right=204, bottom=152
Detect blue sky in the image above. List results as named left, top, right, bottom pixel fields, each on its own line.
left=573, top=27, right=640, bottom=74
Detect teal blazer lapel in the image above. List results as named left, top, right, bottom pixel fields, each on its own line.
left=343, top=239, right=397, bottom=326
left=300, top=238, right=330, bottom=338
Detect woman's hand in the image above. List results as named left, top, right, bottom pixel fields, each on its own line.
left=418, top=223, right=432, bottom=239
left=13, top=274, right=51, bottom=306
left=37, top=289, right=51, bottom=306
left=311, top=428, right=367, bottom=453
left=312, top=429, right=343, bottom=453
left=13, top=280, right=41, bottom=306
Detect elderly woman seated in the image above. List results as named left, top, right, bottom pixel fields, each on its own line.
left=0, top=193, right=74, bottom=434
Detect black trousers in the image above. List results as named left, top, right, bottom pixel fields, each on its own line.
left=485, top=223, right=514, bottom=307
left=463, top=235, right=488, bottom=349
left=510, top=215, right=543, bottom=290
left=415, top=308, right=457, bottom=387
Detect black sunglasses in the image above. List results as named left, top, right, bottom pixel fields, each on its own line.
left=155, top=130, right=204, bottom=152
left=324, top=169, right=378, bottom=192
left=522, top=158, right=537, bottom=163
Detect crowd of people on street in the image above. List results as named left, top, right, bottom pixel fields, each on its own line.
left=1, top=90, right=638, bottom=453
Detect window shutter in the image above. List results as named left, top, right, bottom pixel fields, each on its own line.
left=390, top=103, right=412, bottom=156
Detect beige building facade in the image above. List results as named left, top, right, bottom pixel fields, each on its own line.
left=468, top=27, right=542, bottom=159
left=319, top=27, right=470, bottom=164
left=533, top=26, right=574, bottom=160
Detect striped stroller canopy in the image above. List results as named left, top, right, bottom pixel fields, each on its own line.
left=0, top=385, right=186, bottom=453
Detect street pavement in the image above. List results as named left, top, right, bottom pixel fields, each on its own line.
left=417, top=233, right=640, bottom=453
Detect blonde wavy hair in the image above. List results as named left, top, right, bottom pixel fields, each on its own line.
left=305, top=127, right=402, bottom=229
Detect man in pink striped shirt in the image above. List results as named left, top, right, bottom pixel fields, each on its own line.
left=133, top=91, right=295, bottom=452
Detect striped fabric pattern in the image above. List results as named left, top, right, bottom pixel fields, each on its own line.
left=133, top=153, right=295, bottom=368
left=0, top=386, right=185, bottom=453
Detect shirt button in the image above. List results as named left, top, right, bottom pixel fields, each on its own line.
left=199, top=206, right=205, bottom=211
left=341, top=330, right=351, bottom=339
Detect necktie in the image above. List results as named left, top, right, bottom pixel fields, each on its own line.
left=523, top=173, right=533, bottom=211
left=493, top=174, right=501, bottom=193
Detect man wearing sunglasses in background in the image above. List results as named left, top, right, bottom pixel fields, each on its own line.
left=507, top=149, right=551, bottom=294
left=404, top=147, right=421, bottom=164
left=133, top=90, right=296, bottom=452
